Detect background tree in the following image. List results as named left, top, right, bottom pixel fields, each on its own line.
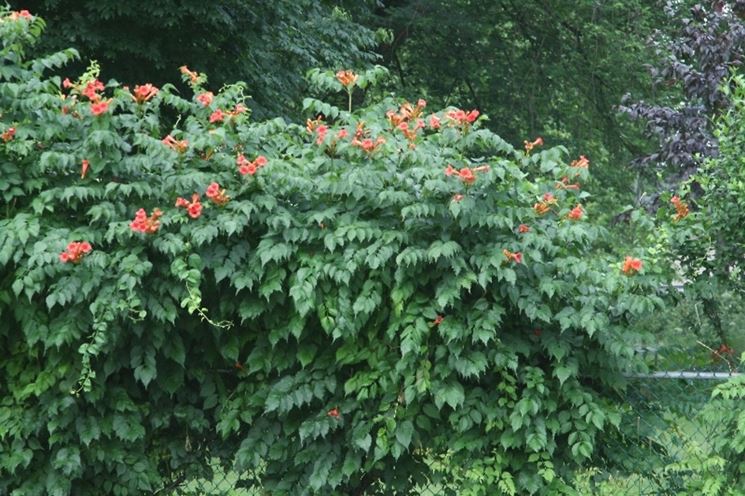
left=621, top=0, right=745, bottom=175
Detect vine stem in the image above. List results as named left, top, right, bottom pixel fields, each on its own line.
left=185, top=283, right=234, bottom=330
left=697, top=340, right=736, bottom=374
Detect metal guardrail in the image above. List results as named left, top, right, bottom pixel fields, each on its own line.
left=627, top=370, right=740, bottom=379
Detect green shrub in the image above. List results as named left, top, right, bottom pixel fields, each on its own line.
left=0, top=10, right=662, bottom=495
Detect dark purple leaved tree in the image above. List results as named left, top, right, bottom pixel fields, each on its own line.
left=621, top=0, right=745, bottom=175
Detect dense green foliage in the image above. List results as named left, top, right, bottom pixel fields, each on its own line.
left=8, top=0, right=379, bottom=117
left=688, top=77, right=745, bottom=294
left=649, top=78, right=745, bottom=495
left=0, top=14, right=666, bottom=495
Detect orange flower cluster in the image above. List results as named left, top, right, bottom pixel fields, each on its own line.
left=7, top=9, right=32, bottom=20
left=567, top=204, right=584, bottom=221
left=352, top=136, right=385, bottom=153
left=59, top=241, right=92, bottom=263
left=175, top=194, right=203, bottom=219
left=502, top=249, right=523, bottom=264
left=387, top=100, right=427, bottom=146
left=524, top=137, right=543, bottom=154
left=433, top=315, right=445, bottom=326
left=196, top=92, right=214, bottom=107
left=229, top=103, right=247, bottom=117
left=90, top=100, right=111, bottom=116
left=179, top=65, right=200, bottom=84
left=203, top=103, right=246, bottom=124
left=209, top=105, right=247, bottom=125
left=130, top=208, right=163, bottom=234
left=162, top=135, right=188, bottom=153
left=306, top=115, right=323, bottom=134
left=82, top=79, right=104, bottom=102
left=518, top=224, right=530, bottom=233
left=209, top=109, right=224, bottom=123
left=205, top=182, right=230, bottom=206
left=555, top=176, right=580, bottom=191
left=446, top=109, right=479, bottom=127
left=386, top=99, right=427, bottom=127
left=336, top=70, right=358, bottom=87
left=312, top=126, right=348, bottom=148
left=81, top=159, right=89, bottom=179
left=314, top=124, right=328, bottom=144
left=237, top=154, right=267, bottom=176
left=2, top=127, right=15, bottom=142
left=306, top=116, right=331, bottom=144
left=622, top=256, right=642, bottom=275
left=396, top=120, right=425, bottom=145
left=711, top=343, right=734, bottom=362
left=58, top=77, right=113, bottom=117
left=132, top=84, right=158, bottom=104
left=353, top=122, right=366, bottom=140
left=671, top=195, right=689, bottom=221
left=77, top=79, right=112, bottom=116
left=571, top=155, right=590, bottom=168
left=533, top=193, right=557, bottom=215
left=444, top=164, right=490, bottom=185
